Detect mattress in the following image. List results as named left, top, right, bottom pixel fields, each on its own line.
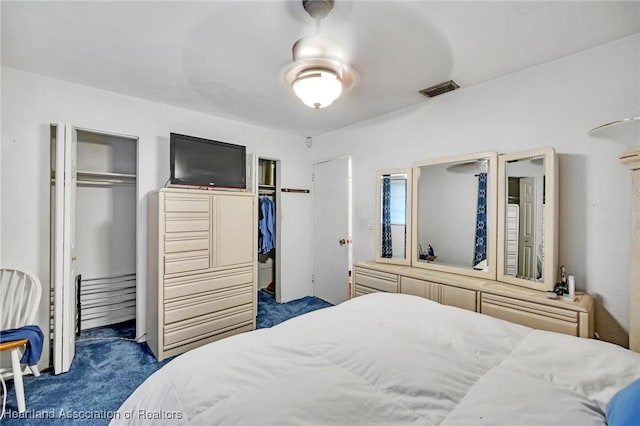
left=113, top=293, right=640, bottom=425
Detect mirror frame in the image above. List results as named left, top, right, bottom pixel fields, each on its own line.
left=411, top=151, right=498, bottom=279
left=375, top=168, right=413, bottom=265
left=497, top=147, right=558, bottom=291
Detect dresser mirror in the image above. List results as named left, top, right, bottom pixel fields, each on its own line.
left=497, top=147, right=558, bottom=291
left=412, top=152, right=498, bottom=279
left=375, top=169, right=412, bottom=265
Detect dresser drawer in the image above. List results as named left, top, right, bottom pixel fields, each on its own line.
left=163, top=304, right=253, bottom=349
left=481, top=293, right=578, bottom=336
left=354, top=284, right=380, bottom=297
left=164, top=285, right=252, bottom=324
left=164, top=266, right=253, bottom=299
left=400, top=276, right=429, bottom=298
left=353, top=267, right=398, bottom=293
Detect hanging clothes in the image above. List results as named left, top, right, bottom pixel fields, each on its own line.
left=259, top=196, right=276, bottom=254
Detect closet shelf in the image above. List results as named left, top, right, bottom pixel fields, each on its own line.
left=77, top=171, right=136, bottom=186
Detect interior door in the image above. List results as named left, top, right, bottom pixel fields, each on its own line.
left=53, top=123, right=77, bottom=374
left=312, top=157, right=351, bottom=305
left=518, top=177, right=536, bottom=279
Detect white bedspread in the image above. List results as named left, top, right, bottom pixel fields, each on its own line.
left=113, top=293, right=640, bottom=425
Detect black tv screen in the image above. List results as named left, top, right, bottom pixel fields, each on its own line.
left=170, top=133, right=246, bottom=189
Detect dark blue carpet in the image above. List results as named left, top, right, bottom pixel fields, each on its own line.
left=1, top=291, right=332, bottom=424
left=256, top=289, right=332, bottom=328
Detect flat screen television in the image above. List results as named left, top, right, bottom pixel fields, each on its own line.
left=170, top=133, right=246, bottom=189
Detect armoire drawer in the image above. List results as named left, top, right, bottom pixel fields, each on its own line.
left=353, top=267, right=398, bottom=293
left=163, top=266, right=253, bottom=299
left=165, top=217, right=209, bottom=233
left=164, top=250, right=209, bottom=275
left=163, top=304, right=253, bottom=349
left=480, top=293, right=578, bottom=336
left=164, top=285, right=253, bottom=324
left=164, top=195, right=210, bottom=213
left=164, top=232, right=209, bottom=254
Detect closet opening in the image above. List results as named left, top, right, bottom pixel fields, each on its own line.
left=50, top=125, right=138, bottom=358
left=258, top=158, right=278, bottom=298
left=75, top=129, right=138, bottom=332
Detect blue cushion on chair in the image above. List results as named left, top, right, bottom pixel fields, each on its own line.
left=607, top=378, right=640, bottom=426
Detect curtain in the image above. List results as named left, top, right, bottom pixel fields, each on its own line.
left=381, top=176, right=393, bottom=258
left=473, top=173, right=488, bottom=266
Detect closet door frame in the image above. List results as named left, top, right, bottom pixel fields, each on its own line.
left=50, top=123, right=139, bottom=374
left=253, top=156, right=282, bottom=301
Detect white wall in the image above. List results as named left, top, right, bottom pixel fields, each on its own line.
left=312, top=34, right=640, bottom=345
left=1, top=67, right=312, bottom=367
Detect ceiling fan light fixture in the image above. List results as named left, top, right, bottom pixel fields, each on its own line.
left=292, top=68, right=343, bottom=109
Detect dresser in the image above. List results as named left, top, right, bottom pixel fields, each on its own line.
left=147, top=188, right=257, bottom=360
left=353, top=261, right=594, bottom=338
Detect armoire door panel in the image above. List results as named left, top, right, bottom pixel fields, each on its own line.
left=213, top=195, right=255, bottom=268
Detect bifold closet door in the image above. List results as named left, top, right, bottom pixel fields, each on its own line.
left=51, top=123, right=77, bottom=375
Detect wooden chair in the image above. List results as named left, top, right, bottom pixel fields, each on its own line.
left=0, top=268, right=42, bottom=413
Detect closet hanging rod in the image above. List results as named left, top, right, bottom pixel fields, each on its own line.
left=281, top=188, right=310, bottom=193
left=76, top=180, right=136, bottom=187
left=51, top=178, right=136, bottom=186
left=77, top=171, right=136, bottom=180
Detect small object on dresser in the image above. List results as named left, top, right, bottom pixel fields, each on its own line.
left=554, top=282, right=568, bottom=296
left=546, top=290, right=559, bottom=299
left=418, top=243, right=427, bottom=260
left=563, top=275, right=576, bottom=301
left=560, top=265, right=568, bottom=284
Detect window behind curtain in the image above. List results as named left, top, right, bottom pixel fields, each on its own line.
left=389, top=179, right=406, bottom=225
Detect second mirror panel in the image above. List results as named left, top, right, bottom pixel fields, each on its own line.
left=412, top=152, right=497, bottom=279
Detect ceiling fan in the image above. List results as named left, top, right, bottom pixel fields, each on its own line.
left=285, top=0, right=357, bottom=109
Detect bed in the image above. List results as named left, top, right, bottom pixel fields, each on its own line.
left=113, top=293, right=640, bottom=425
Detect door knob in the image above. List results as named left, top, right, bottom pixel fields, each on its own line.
left=339, top=238, right=346, bottom=246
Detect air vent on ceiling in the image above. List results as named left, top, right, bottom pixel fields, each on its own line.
left=419, top=80, right=460, bottom=98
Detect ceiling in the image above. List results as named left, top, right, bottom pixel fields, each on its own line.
left=2, top=1, right=639, bottom=136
